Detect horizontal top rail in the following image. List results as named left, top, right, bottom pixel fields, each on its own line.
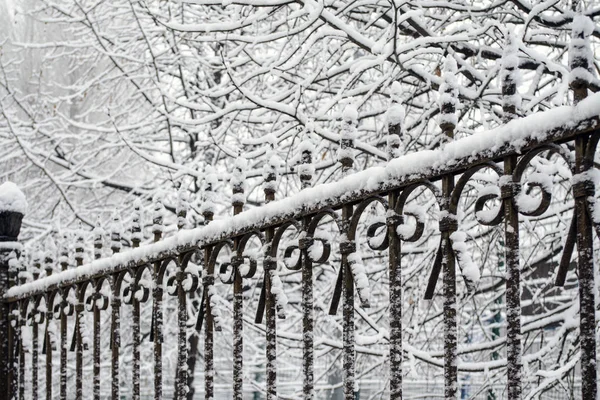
left=5, top=92, right=600, bottom=301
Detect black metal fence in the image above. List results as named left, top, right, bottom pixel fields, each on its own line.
left=1, top=23, right=599, bottom=400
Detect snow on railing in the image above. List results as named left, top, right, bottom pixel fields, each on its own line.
left=5, top=92, right=600, bottom=299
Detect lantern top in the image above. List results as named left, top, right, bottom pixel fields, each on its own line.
left=0, top=181, right=27, bottom=215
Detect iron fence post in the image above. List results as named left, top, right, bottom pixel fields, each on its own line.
left=0, top=209, right=24, bottom=400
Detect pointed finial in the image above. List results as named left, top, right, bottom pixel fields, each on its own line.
left=93, top=216, right=104, bottom=260
left=297, top=134, right=315, bottom=190
left=569, top=14, right=595, bottom=103
left=75, top=221, right=85, bottom=266
left=501, top=31, right=521, bottom=122
left=152, top=194, right=165, bottom=240
left=338, top=104, right=357, bottom=174
left=263, top=135, right=280, bottom=202
left=176, top=183, right=189, bottom=231
left=201, top=166, right=218, bottom=223
left=131, top=198, right=144, bottom=247
left=438, top=55, right=459, bottom=139
left=59, top=231, right=70, bottom=271
left=110, top=211, right=123, bottom=254
left=385, top=81, right=405, bottom=159
left=32, top=244, right=42, bottom=279
left=44, top=236, right=57, bottom=275
left=231, top=154, right=248, bottom=213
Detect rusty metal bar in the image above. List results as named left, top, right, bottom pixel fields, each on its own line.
left=341, top=207, right=355, bottom=400
left=388, top=191, right=402, bottom=399
left=203, top=246, right=214, bottom=400
left=110, top=282, right=120, bottom=400
left=503, top=155, right=522, bottom=400
left=152, top=263, right=163, bottom=400
left=574, top=134, right=597, bottom=400
left=132, top=283, right=141, bottom=400
left=59, top=299, right=67, bottom=400
left=232, top=258, right=244, bottom=400
left=92, top=298, right=100, bottom=400
left=32, top=309, right=39, bottom=400
left=59, top=244, right=68, bottom=400
left=75, top=290, right=83, bottom=400
left=18, top=301, right=25, bottom=400
left=441, top=177, right=457, bottom=400
left=45, top=312, right=53, bottom=400
left=176, top=267, right=188, bottom=399
left=301, top=218, right=314, bottom=400
left=264, top=187, right=276, bottom=400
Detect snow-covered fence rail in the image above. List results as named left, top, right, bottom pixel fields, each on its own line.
left=2, top=25, right=600, bottom=400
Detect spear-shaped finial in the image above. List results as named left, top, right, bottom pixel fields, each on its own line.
left=131, top=199, right=143, bottom=247
left=297, top=134, right=315, bottom=190
left=44, top=236, right=57, bottom=276
left=438, top=55, right=459, bottom=140
left=338, top=104, right=357, bottom=175
left=263, top=136, right=280, bottom=203
left=385, top=81, right=405, bottom=160
left=152, top=194, right=165, bottom=241
left=569, top=14, right=595, bottom=103
left=501, top=32, right=521, bottom=122
left=110, top=211, right=123, bottom=254
left=75, top=221, right=85, bottom=267
left=93, top=216, right=104, bottom=260
left=231, top=154, right=248, bottom=213
left=59, top=231, right=70, bottom=271
left=176, top=182, right=189, bottom=231
left=201, top=166, right=218, bottom=222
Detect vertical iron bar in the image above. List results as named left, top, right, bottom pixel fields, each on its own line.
left=32, top=311, right=39, bottom=400
left=388, top=191, right=402, bottom=399
left=60, top=300, right=67, bottom=400
left=204, top=245, right=214, bottom=400
left=45, top=312, right=53, bottom=400
left=75, top=294, right=83, bottom=400
left=132, top=291, right=141, bottom=400
left=111, top=287, right=120, bottom=400
left=59, top=253, right=68, bottom=400
left=574, top=135, right=597, bottom=400
left=9, top=300, right=19, bottom=400
left=302, top=218, right=314, bottom=400
left=233, top=260, right=243, bottom=400
left=176, top=268, right=188, bottom=399
left=342, top=204, right=355, bottom=400
left=441, top=175, right=457, bottom=400
left=438, top=55, right=458, bottom=400
left=503, top=156, right=522, bottom=400
left=264, top=189, right=276, bottom=400
left=93, top=300, right=100, bottom=400
left=19, top=302, right=25, bottom=400
left=153, top=262, right=163, bottom=400
left=203, top=208, right=215, bottom=400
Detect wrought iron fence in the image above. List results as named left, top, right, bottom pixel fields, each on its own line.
left=1, top=24, right=599, bottom=400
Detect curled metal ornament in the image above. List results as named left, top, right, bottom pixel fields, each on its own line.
left=515, top=175, right=552, bottom=217
left=85, top=292, right=109, bottom=312
left=122, top=267, right=150, bottom=305
left=271, top=220, right=301, bottom=271
left=208, top=240, right=233, bottom=284
left=299, top=210, right=340, bottom=266
left=348, top=196, right=389, bottom=243
left=180, top=251, right=200, bottom=293
left=474, top=186, right=504, bottom=226
left=394, top=181, right=441, bottom=243
left=396, top=211, right=426, bottom=242
left=512, top=144, right=572, bottom=217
